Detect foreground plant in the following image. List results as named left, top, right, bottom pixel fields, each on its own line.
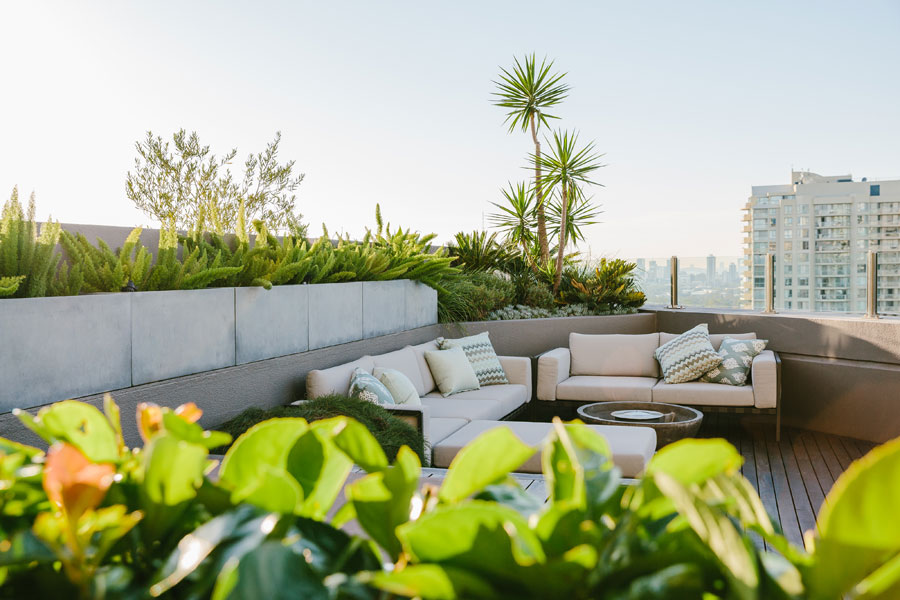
left=0, top=397, right=897, bottom=599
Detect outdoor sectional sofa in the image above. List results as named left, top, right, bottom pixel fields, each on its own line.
left=304, top=340, right=657, bottom=477
left=537, top=331, right=782, bottom=439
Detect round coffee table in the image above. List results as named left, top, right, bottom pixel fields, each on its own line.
left=576, top=401, right=703, bottom=448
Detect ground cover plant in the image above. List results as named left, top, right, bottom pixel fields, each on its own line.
left=215, top=395, right=426, bottom=463
left=1, top=396, right=897, bottom=599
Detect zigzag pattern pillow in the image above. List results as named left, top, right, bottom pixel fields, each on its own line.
left=655, top=323, right=722, bottom=384
left=437, top=331, right=508, bottom=386
left=700, top=337, right=768, bottom=386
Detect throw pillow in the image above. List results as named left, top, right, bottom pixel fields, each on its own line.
left=374, top=367, right=422, bottom=406
left=424, top=346, right=481, bottom=397
left=654, top=323, right=722, bottom=384
left=437, top=331, right=508, bottom=386
left=700, top=337, right=769, bottom=386
left=349, top=368, right=395, bottom=405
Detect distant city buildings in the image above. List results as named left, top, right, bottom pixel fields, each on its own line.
left=742, top=171, right=900, bottom=314
left=631, top=254, right=742, bottom=308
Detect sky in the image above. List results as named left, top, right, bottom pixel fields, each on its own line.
left=1, top=1, right=898, bottom=259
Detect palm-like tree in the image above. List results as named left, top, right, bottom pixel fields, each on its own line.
left=488, top=182, right=536, bottom=262
left=493, top=55, right=569, bottom=267
left=546, top=186, right=603, bottom=247
left=535, top=130, right=605, bottom=294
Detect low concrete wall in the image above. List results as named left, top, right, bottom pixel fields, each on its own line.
left=0, top=279, right=436, bottom=412
left=651, top=307, right=900, bottom=443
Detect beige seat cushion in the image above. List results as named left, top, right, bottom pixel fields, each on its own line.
left=423, top=383, right=528, bottom=416
left=428, top=417, right=468, bottom=447
left=569, top=333, right=660, bottom=377
left=432, top=420, right=656, bottom=478
left=659, top=331, right=756, bottom=351
left=409, top=340, right=440, bottom=393
left=306, top=356, right=375, bottom=398
left=652, top=380, right=755, bottom=407
left=556, top=376, right=657, bottom=403
left=420, top=397, right=509, bottom=421
left=372, top=347, right=427, bottom=396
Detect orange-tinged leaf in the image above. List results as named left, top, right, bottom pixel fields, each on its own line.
left=174, top=402, right=202, bottom=424
left=137, top=402, right=163, bottom=442
left=43, top=443, right=115, bottom=521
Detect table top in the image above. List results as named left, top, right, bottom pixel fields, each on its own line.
left=577, top=401, right=703, bottom=426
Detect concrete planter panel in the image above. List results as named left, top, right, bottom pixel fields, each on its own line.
left=0, top=294, right=132, bottom=411
left=308, top=282, right=363, bottom=350
left=235, top=285, right=309, bottom=364
left=362, top=280, right=407, bottom=338
left=131, top=288, right=236, bottom=385
left=406, top=281, right=438, bottom=329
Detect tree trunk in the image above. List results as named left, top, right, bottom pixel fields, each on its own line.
left=530, top=114, right=550, bottom=267
left=553, top=180, right=569, bottom=295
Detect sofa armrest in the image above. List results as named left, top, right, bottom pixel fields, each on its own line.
left=498, top=356, right=532, bottom=402
left=751, top=350, right=780, bottom=409
left=291, top=400, right=431, bottom=445
left=537, top=348, right=571, bottom=401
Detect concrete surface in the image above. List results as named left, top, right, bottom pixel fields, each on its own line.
left=362, top=280, right=407, bottom=338
left=131, top=288, right=236, bottom=385
left=406, top=281, right=438, bottom=329
left=308, top=282, right=364, bottom=350
left=235, top=285, right=309, bottom=364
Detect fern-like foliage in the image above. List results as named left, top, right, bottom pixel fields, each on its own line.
left=0, top=188, right=62, bottom=298
left=558, top=258, right=647, bottom=312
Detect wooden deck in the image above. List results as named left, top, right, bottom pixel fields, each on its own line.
left=700, top=414, right=877, bottom=549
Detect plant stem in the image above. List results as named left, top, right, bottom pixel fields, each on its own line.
left=530, top=114, right=549, bottom=267
left=553, top=180, right=569, bottom=295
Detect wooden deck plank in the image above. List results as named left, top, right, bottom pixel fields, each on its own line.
left=763, top=429, right=805, bottom=547
left=801, top=432, right=836, bottom=499
left=827, top=433, right=856, bottom=471
left=788, top=429, right=827, bottom=517
left=779, top=431, right=819, bottom=536
left=751, top=428, right=782, bottom=548
left=840, top=436, right=865, bottom=461
left=812, top=432, right=845, bottom=487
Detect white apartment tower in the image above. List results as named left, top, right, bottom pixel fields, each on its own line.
left=742, top=171, right=900, bottom=314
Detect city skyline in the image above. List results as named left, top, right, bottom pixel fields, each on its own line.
left=2, top=1, right=899, bottom=258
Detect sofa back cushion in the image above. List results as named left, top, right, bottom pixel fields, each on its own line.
left=372, top=347, right=427, bottom=396
left=659, top=331, right=756, bottom=351
left=424, top=347, right=481, bottom=397
left=306, top=355, right=375, bottom=398
left=569, top=332, right=661, bottom=377
left=438, top=331, right=508, bottom=386
left=409, top=340, right=440, bottom=394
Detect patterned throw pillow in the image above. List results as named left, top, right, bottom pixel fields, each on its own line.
left=374, top=367, right=422, bottom=406
left=700, top=337, right=768, bottom=386
left=654, top=323, right=722, bottom=384
left=437, top=331, right=508, bottom=386
left=348, top=368, right=395, bottom=404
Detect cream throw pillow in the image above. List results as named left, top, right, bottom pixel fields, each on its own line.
left=374, top=367, right=422, bottom=406
left=424, top=347, right=481, bottom=397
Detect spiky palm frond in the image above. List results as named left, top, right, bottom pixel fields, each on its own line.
left=492, top=54, right=570, bottom=133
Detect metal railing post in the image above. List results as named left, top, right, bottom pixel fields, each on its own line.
left=763, top=253, right=775, bottom=313
left=668, top=255, right=682, bottom=309
left=865, top=250, right=879, bottom=319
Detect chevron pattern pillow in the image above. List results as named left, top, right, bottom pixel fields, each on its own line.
left=700, top=337, right=768, bottom=386
left=437, top=331, right=508, bottom=386
left=655, top=324, right=722, bottom=384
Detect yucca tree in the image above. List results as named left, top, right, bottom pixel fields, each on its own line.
left=493, top=54, right=569, bottom=267
left=488, top=182, right=536, bottom=263
left=536, top=130, right=605, bottom=294
left=547, top=186, right=603, bottom=246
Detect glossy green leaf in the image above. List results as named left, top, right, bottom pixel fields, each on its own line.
left=292, top=422, right=354, bottom=519
left=439, top=426, right=535, bottom=503
left=15, top=401, right=119, bottom=462
left=142, top=434, right=207, bottom=505
left=221, top=541, right=328, bottom=600
left=314, top=416, right=388, bottom=473
left=369, top=564, right=497, bottom=600
left=162, top=411, right=232, bottom=450
left=474, top=484, right=542, bottom=517
left=347, top=446, right=420, bottom=559
left=809, top=437, right=900, bottom=599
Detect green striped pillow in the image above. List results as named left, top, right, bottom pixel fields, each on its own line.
left=654, top=323, right=722, bottom=384
left=437, top=331, right=508, bottom=386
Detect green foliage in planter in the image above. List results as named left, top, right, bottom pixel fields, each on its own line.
left=2, top=396, right=898, bottom=599
left=0, top=188, right=62, bottom=298
left=486, top=302, right=637, bottom=320
left=436, top=271, right=517, bottom=323
left=558, top=257, right=647, bottom=312
left=215, top=395, right=426, bottom=463
left=447, top=230, right=516, bottom=273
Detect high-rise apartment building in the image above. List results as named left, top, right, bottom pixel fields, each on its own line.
left=742, top=171, right=900, bottom=314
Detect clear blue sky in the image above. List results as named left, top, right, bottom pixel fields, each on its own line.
left=1, top=1, right=898, bottom=257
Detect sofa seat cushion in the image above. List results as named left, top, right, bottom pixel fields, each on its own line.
left=420, top=398, right=509, bottom=421
left=652, top=380, right=755, bottom=407
left=570, top=332, right=660, bottom=377
left=556, top=376, right=656, bottom=403
left=372, top=347, right=427, bottom=396
left=431, top=420, right=656, bottom=478
left=306, top=356, right=375, bottom=398
left=423, top=383, right=528, bottom=417
left=428, top=417, right=468, bottom=447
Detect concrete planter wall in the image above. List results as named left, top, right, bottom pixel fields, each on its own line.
left=0, top=280, right=436, bottom=412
